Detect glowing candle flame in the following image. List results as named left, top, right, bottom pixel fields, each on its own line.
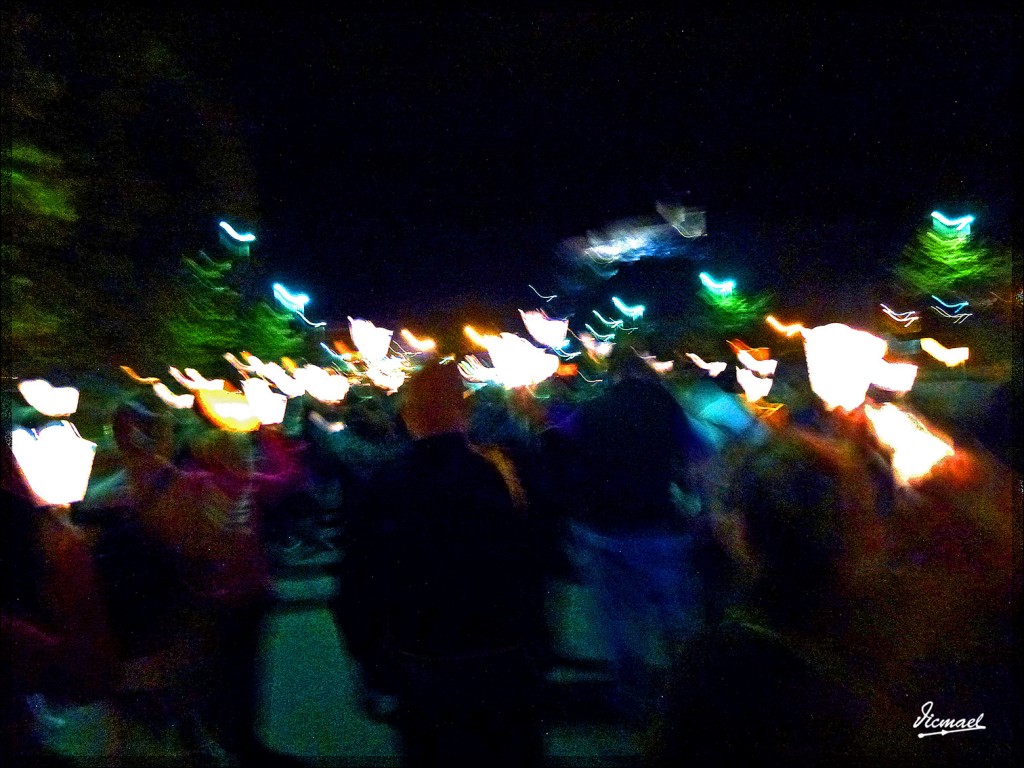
left=169, top=367, right=226, bottom=391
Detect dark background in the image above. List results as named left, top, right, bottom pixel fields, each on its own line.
left=8, top=10, right=1021, bottom=328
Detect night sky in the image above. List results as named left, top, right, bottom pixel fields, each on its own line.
left=33, top=11, right=1024, bottom=325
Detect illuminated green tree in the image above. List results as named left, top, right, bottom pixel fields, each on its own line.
left=698, top=288, right=772, bottom=334
left=238, top=300, right=306, bottom=362
left=155, top=251, right=242, bottom=372
left=895, top=225, right=1009, bottom=298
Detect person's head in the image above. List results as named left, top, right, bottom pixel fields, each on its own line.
left=399, top=362, right=468, bottom=439
left=188, top=426, right=255, bottom=478
left=718, top=428, right=882, bottom=627
left=607, top=345, right=660, bottom=385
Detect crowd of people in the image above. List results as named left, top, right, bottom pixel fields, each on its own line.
left=2, top=346, right=1018, bottom=766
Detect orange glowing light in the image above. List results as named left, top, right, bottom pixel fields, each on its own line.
left=765, top=315, right=805, bottom=337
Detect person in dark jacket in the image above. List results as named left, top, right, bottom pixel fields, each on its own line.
left=334, top=362, right=544, bottom=767
left=559, top=349, right=709, bottom=726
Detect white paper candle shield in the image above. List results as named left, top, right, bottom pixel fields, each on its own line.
left=18, top=380, right=80, bottom=417
left=12, top=422, right=97, bottom=506
left=349, top=318, right=394, bottom=363
left=864, top=403, right=954, bottom=482
left=802, top=324, right=888, bottom=411
left=242, top=378, right=287, bottom=424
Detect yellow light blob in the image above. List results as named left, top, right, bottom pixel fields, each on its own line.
left=195, top=390, right=261, bottom=432
left=864, top=403, right=955, bottom=483
left=920, top=338, right=970, bottom=367
left=400, top=329, right=438, bottom=353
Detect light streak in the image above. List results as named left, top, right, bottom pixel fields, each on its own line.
left=273, top=283, right=309, bottom=313
left=880, top=303, right=921, bottom=327
left=592, top=310, right=624, bottom=329
left=219, top=221, right=256, bottom=242
left=802, top=323, right=888, bottom=412
left=864, top=403, right=954, bottom=483
left=930, top=211, right=974, bottom=232
left=223, top=353, right=258, bottom=373
left=308, top=411, right=345, bottom=433
left=931, top=295, right=969, bottom=313
left=120, top=366, right=161, bottom=385
left=169, top=367, right=226, bottom=391
left=400, top=329, right=437, bottom=353
left=685, top=353, right=727, bottom=378
left=12, top=421, right=97, bottom=506
left=463, top=325, right=491, bottom=348
left=578, top=372, right=604, bottom=384
left=920, top=338, right=970, bottom=367
left=699, top=272, right=736, bottom=296
left=611, top=297, right=645, bottom=320
left=529, top=284, right=557, bottom=302
left=18, top=379, right=79, bottom=417
left=152, top=383, right=195, bottom=409
left=520, top=310, right=569, bottom=349
left=765, top=315, right=805, bottom=337
left=195, top=390, right=261, bottom=432
left=583, top=324, right=615, bottom=342
left=929, top=306, right=973, bottom=324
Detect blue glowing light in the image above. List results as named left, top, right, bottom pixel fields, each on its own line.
left=219, top=221, right=256, bottom=243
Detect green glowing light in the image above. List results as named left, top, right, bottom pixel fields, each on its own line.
left=699, top=272, right=736, bottom=296
left=220, top=221, right=256, bottom=242
left=611, top=297, right=645, bottom=320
